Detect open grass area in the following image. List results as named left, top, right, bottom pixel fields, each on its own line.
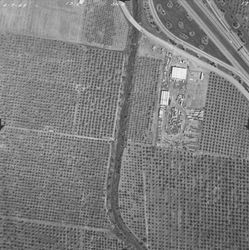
left=185, top=72, right=209, bottom=109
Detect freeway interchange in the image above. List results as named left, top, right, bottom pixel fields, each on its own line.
left=198, top=0, right=249, bottom=63
left=179, top=0, right=249, bottom=81
left=119, top=0, right=249, bottom=100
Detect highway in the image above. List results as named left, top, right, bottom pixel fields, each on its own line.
left=205, top=0, right=243, bottom=46
left=203, top=0, right=249, bottom=63
left=180, top=0, right=249, bottom=83
left=147, top=0, right=249, bottom=96
left=148, top=0, right=232, bottom=66
left=118, top=1, right=249, bottom=101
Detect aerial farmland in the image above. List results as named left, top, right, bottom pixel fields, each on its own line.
left=0, top=0, right=135, bottom=249
left=1, top=0, right=249, bottom=249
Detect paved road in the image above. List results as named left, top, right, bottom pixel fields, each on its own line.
left=147, top=0, right=249, bottom=92
left=203, top=0, right=249, bottom=64
left=150, top=0, right=232, bottom=65
left=180, top=0, right=249, bottom=81
left=148, top=0, right=232, bottom=66
left=118, top=1, right=249, bottom=101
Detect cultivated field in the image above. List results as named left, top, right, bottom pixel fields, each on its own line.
left=1, top=128, right=110, bottom=228
left=127, top=56, right=163, bottom=144
left=1, top=216, right=82, bottom=249
left=1, top=217, right=126, bottom=249
left=0, top=1, right=130, bottom=248
left=0, top=0, right=129, bottom=50
left=119, top=144, right=147, bottom=242
left=119, top=143, right=249, bottom=249
left=0, top=33, right=124, bottom=138
left=200, top=72, right=249, bottom=158
left=81, top=0, right=129, bottom=50
left=74, top=47, right=124, bottom=138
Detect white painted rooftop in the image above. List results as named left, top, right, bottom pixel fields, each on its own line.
left=171, top=67, right=187, bottom=80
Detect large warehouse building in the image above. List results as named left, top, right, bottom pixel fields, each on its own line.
left=171, top=66, right=187, bottom=80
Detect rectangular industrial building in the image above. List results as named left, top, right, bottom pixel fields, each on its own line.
left=171, top=67, right=187, bottom=80
left=160, top=90, right=170, bottom=106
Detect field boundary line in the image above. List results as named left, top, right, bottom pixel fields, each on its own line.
left=142, top=170, right=149, bottom=247
left=4, top=126, right=113, bottom=142
left=1, top=215, right=111, bottom=233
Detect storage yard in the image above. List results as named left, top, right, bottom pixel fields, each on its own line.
left=155, top=54, right=209, bottom=152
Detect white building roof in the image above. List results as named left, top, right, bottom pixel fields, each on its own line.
left=171, top=67, right=187, bottom=80
left=160, top=91, right=169, bottom=106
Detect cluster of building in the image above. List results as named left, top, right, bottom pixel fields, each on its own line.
left=157, top=60, right=206, bottom=147
left=159, top=65, right=204, bottom=107
left=159, top=66, right=187, bottom=108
